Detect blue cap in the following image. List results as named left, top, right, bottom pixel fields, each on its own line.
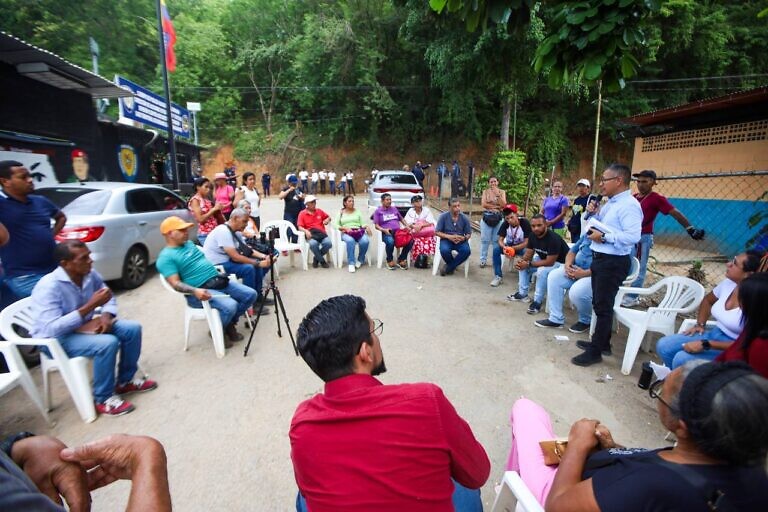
left=288, top=175, right=298, bottom=183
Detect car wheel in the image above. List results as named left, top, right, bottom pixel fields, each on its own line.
left=121, top=246, right=148, bottom=289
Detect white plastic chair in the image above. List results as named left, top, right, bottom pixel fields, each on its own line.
left=374, top=229, right=411, bottom=269
left=0, top=298, right=97, bottom=423
left=613, top=276, right=705, bottom=375
left=302, top=228, right=336, bottom=268
left=0, top=340, right=50, bottom=424
left=262, top=219, right=308, bottom=271
left=491, top=471, right=544, bottom=512
left=432, top=236, right=470, bottom=278
left=332, top=226, right=372, bottom=268
left=158, top=274, right=227, bottom=359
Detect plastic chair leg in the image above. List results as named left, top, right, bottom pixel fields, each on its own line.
left=59, top=358, right=97, bottom=423
left=621, top=328, right=648, bottom=376
left=183, top=309, right=192, bottom=351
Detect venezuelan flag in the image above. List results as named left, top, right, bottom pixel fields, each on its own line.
left=161, top=0, right=177, bottom=72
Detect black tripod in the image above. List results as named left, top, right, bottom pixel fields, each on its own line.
left=243, top=241, right=298, bottom=357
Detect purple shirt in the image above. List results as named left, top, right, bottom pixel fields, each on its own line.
left=542, top=195, right=570, bottom=229
left=373, top=206, right=402, bottom=231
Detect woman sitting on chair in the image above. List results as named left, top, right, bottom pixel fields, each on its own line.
left=655, top=250, right=764, bottom=369
left=335, top=195, right=370, bottom=273
left=506, top=361, right=768, bottom=511
left=404, top=195, right=436, bottom=267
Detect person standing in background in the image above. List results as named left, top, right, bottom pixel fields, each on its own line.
left=567, top=179, right=592, bottom=242
left=541, top=180, right=569, bottom=237
left=261, top=171, right=271, bottom=197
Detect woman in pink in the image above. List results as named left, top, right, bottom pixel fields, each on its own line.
left=213, top=172, right=235, bottom=219
left=188, top=177, right=221, bottom=245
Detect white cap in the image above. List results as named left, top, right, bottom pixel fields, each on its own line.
left=304, top=194, right=317, bottom=203
left=576, top=178, right=591, bottom=187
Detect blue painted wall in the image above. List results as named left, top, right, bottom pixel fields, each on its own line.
left=654, top=198, right=768, bottom=256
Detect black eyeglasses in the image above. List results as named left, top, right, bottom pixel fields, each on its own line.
left=370, top=318, right=383, bottom=336
left=649, top=379, right=678, bottom=414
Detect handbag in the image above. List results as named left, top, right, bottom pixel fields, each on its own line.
left=200, top=274, right=230, bottom=290
left=412, top=220, right=435, bottom=238
left=346, top=227, right=366, bottom=241
left=539, top=439, right=568, bottom=466
left=482, top=210, right=502, bottom=227
left=309, top=228, right=327, bottom=242
left=394, top=229, right=413, bottom=248
left=414, top=254, right=429, bottom=269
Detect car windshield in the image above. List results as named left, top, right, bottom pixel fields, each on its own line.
left=36, top=188, right=111, bottom=215
left=377, top=174, right=418, bottom=186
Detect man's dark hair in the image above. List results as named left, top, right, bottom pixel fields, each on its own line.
left=530, top=213, right=546, bottom=223
left=605, top=163, right=632, bottom=185
left=380, top=193, right=391, bottom=200
left=448, top=197, right=460, bottom=207
left=54, top=240, right=88, bottom=263
left=296, top=295, right=372, bottom=382
left=0, top=160, right=23, bottom=181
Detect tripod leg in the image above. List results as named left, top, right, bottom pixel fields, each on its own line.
left=274, top=289, right=283, bottom=337
left=274, top=290, right=299, bottom=356
left=243, top=288, right=272, bottom=357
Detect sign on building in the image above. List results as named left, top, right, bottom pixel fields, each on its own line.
left=116, top=75, right=190, bottom=138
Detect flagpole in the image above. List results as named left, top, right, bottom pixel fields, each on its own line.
left=156, top=0, right=179, bottom=189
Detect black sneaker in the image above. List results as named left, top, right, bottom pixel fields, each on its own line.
left=576, top=340, right=612, bottom=356
left=568, top=321, right=590, bottom=334
left=571, top=350, right=603, bottom=367
left=320, top=261, right=329, bottom=268
left=506, top=292, right=528, bottom=302
left=527, top=301, right=542, bottom=314
left=535, top=319, right=562, bottom=328
left=312, top=260, right=319, bottom=268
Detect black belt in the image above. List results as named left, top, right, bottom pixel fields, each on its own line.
left=592, top=252, right=629, bottom=259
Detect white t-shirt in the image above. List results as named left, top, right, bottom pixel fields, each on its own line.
left=404, top=207, right=436, bottom=226
left=299, top=170, right=309, bottom=180
left=347, top=172, right=354, bottom=180
left=328, top=172, right=336, bottom=181
left=240, top=186, right=260, bottom=217
left=319, top=171, right=327, bottom=180
left=340, top=174, right=347, bottom=183
left=202, top=224, right=244, bottom=265
left=311, top=172, right=319, bottom=182
left=711, top=278, right=742, bottom=339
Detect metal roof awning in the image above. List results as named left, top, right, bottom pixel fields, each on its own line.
left=0, top=31, right=133, bottom=99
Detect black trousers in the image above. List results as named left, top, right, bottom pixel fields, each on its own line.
left=589, top=253, right=630, bottom=354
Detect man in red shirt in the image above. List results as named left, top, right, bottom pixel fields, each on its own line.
left=290, top=295, right=490, bottom=512
left=624, top=170, right=705, bottom=306
left=296, top=195, right=332, bottom=268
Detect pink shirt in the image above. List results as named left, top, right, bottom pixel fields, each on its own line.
left=213, top=184, right=235, bottom=214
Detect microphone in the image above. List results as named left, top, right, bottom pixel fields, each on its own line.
left=584, top=194, right=602, bottom=220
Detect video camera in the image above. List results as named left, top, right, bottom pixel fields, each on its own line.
left=246, top=226, right=280, bottom=255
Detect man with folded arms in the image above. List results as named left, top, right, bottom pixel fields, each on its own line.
left=156, top=216, right=257, bottom=346
left=296, top=195, right=332, bottom=268
left=291, top=295, right=490, bottom=512
left=30, top=240, right=156, bottom=417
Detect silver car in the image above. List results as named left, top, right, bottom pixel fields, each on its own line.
left=36, top=182, right=197, bottom=289
left=367, top=170, right=424, bottom=216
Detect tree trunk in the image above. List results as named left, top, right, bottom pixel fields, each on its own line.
left=500, top=97, right=511, bottom=150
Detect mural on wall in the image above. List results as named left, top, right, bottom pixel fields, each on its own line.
left=118, top=144, right=138, bottom=182
left=69, top=149, right=90, bottom=182
left=0, top=148, right=59, bottom=187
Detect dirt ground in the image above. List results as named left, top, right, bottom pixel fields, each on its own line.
left=1, top=194, right=669, bottom=511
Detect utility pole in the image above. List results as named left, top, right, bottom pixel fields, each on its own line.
left=89, top=37, right=108, bottom=112
left=512, top=91, right=518, bottom=151
left=155, top=0, right=179, bottom=189
left=591, top=80, right=603, bottom=185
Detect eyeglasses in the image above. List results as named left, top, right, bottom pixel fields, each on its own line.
left=730, top=256, right=743, bottom=269
left=649, top=379, right=678, bottom=414
left=599, top=175, right=622, bottom=183
left=370, top=318, right=383, bottom=336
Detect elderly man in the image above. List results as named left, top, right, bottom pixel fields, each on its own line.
left=296, top=195, right=332, bottom=268
left=202, top=207, right=274, bottom=308
left=511, top=214, right=569, bottom=314
left=0, top=160, right=66, bottom=299
left=156, top=216, right=257, bottom=345
left=30, top=240, right=156, bottom=417
left=291, top=295, right=490, bottom=512
left=491, top=204, right=531, bottom=287
left=534, top=233, right=594, bottom=332
left=435, top=197, right=472, bottom=276
left=373, top=193, right=413, bottom=270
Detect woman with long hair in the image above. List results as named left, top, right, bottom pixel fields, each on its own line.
left=188, top=177, right=221, bottom=245
left=479, top=176, right=506, bottom=268
left=715, top=269, right=768, bottom=377
left=234, top=171, right=261, bottom=231
left=335, top=195, right=370, bottom=273
left=656, top=249, right=764, bottom=368
left=213, top=172, right=235, bottom=220
left=541, top=180, right=569, bottom=237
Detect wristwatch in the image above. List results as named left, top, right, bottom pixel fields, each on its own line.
left=701, top=340, right=711, bottom=350
left=600, top=233, right=607, bottom=243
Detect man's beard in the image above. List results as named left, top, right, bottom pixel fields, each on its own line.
left=372, top=359, right=387, bottom=376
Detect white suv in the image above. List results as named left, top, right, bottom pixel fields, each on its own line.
left=367, top=170, right=424, bottom=215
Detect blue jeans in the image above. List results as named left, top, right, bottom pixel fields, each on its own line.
left=221, top=260, right=265, bottom=297
left=439, top=239, right=471, bottom=273
left=518, top=257, right=562, bottom=303
left=341, top=233, right=369, bottom=264
left=58, top=320, right=142, bottom=403
left=656, top=326, right=735, bottom=369
left=308, top=237, right=333, bottom=263
left=546, top=267, right=592, bottom=325
left=301, top=180, right=308, bottom=193
left=330, top=181, right=336, bottom=195
left=4, top=273, right=46, bottom=298
left=197, top=234, right=208, bottom=246
left=480, top=219, right=502, bottom=263
left=295, top=480, right=482, bottom=512
left=284, top=213, right=299, bottom=243
left=382, top=232, right=413, bottom=263
left=185, top=281, right=257, bottom=327
left=627, top=233, right=653, bottom=299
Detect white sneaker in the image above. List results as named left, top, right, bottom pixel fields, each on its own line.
left=355, top=261, right=362, bottom=269
left=348, top=264, right=356, bottom=273
left=621, top=296, right=640, bottom=307
left=490, top=276, right=503, bottom=287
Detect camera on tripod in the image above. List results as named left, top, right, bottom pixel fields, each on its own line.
left=247, top=227, right=280, bottom=255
